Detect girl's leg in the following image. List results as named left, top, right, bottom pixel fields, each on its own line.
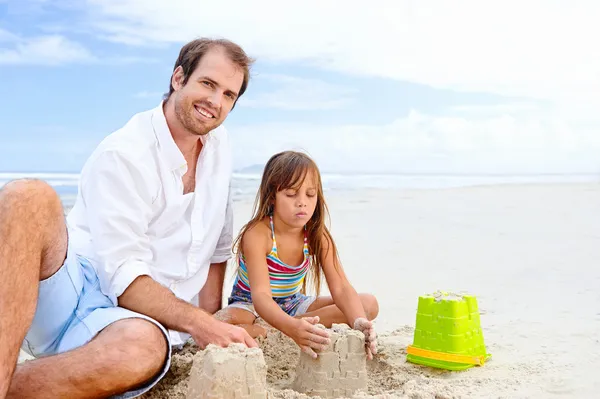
left=215, top=307, right=267, bottom=339
left=296, top=293, right=379, bottom=328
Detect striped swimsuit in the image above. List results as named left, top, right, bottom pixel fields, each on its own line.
left=228, top=216, right=315, bottom=317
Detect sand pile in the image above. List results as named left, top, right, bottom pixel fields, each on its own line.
left=142, top=324, right=501, bottom=399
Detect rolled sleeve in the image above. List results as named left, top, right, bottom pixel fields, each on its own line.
left=210, top=187, right=233, bottom=264
left=109, top=260, right=153, bottom=299
left=80, top=151, right=156, bottom=299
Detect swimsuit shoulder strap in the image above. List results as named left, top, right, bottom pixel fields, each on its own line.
left=269, top=215, right=278, bottom=254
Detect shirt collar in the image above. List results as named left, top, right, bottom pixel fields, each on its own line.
left=151, top=102, right=187, bottom=172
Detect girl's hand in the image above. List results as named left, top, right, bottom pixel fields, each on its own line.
left=353, top=317, right=377, bottom=360
left=288, top=316, right=331, bottom=359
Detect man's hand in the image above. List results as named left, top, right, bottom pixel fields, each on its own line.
left=353, top=317, right=377, bottom=360
left=191, top=317, right=258, bottom=349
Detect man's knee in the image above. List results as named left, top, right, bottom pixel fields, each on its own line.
left=102, top=318, right=168, bottom=382
left=0, top=179, right=62, bottom=216
left=0, top=179, right=67, bottom=279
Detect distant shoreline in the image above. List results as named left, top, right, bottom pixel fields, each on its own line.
left=2, top=171, right=599, bottom=177
left=3, top=172, right=599, bottom=199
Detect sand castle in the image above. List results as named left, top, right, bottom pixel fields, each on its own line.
left=184, top=324, right=367, bottom=399
left=292, top=324, right=368, bottom=398
left=186, top=343, right=267, bottom=399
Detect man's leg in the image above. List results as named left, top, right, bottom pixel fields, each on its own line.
left=0, top=179, right=68, bottom=398
left=0, top=179, right=169, bottom=399
left=7, top=318, right=167, bottom=399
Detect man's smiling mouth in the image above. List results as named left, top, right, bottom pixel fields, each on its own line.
left=195, top=105, right=215, bottom=119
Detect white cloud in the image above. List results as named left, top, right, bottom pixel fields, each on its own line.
left=0, top=27, right=156, bottom=66
left=82, top=0, right=600, bottom=108
left=238, top=74, right=356, bottom=110
left=229, top=108, right=600, bottom=175
left=0, top=34, right=95, bottom=65
left=448, top=102, right=550, bottom=117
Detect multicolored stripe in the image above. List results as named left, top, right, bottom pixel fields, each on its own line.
left=234, top=215, right=311, bottom=298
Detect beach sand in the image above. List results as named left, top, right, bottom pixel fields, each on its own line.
left=20, top=183, right=600, bottom=398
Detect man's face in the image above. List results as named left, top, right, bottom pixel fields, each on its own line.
left=170, top=47, right=244, bottom=136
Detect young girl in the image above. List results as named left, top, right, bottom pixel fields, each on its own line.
left=221, top=151, right=379, bottom=359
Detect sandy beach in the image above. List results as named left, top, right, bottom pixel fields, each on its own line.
left=19, top=183, right=600, bottom=398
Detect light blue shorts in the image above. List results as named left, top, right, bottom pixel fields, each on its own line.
left=21, top=246, right=172, bottom=398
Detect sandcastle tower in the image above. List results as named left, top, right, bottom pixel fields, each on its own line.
left=292, top=324, right=368, bottom=398
left=186, top=343, right=267, bottom=399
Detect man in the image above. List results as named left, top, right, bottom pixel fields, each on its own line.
left=0, top=38, right=257, bottom=399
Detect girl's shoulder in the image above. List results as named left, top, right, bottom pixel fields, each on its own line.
left=243, top=217, right=271, bottom=235
left=241, top=218, right=272, bottom=251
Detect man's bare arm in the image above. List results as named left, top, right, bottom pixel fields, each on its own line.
left=117, top=275, right=257, bottom=348
left=118, top=275, right=208, bottom=334
left=199, top=262, right=227, bottom=314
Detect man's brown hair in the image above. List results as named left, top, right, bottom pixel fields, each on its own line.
left=164, top=38, right=254, bottom=104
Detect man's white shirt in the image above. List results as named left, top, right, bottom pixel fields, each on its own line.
left=67, top=103, right=233, bottom=346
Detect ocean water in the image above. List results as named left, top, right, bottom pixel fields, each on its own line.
left=1, top=172, right=598, bottom=208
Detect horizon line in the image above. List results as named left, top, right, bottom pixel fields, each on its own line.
left=1, top=171, right=599, bottom=178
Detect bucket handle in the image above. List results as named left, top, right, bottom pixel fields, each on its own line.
left=407, top=345, right=488, bottom=366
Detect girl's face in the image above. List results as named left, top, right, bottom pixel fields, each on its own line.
left=273, top=170, right=319, bottom=229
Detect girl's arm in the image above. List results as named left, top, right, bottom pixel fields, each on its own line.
left=320, top=233, right=378, bottom=359
left=242, top=224, right=330, bottom=357
left=319, top=233, right=367, bottom=326
left=242, top=224, right=291, bottom=331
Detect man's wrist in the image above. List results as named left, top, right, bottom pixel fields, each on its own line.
left=182, top=305, right=212, bottom=335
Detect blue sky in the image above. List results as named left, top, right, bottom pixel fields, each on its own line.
left=1, top=1, right=599, bottom=174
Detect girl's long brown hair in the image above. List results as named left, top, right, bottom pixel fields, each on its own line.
left=233, top=151, right=341, bottom=296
